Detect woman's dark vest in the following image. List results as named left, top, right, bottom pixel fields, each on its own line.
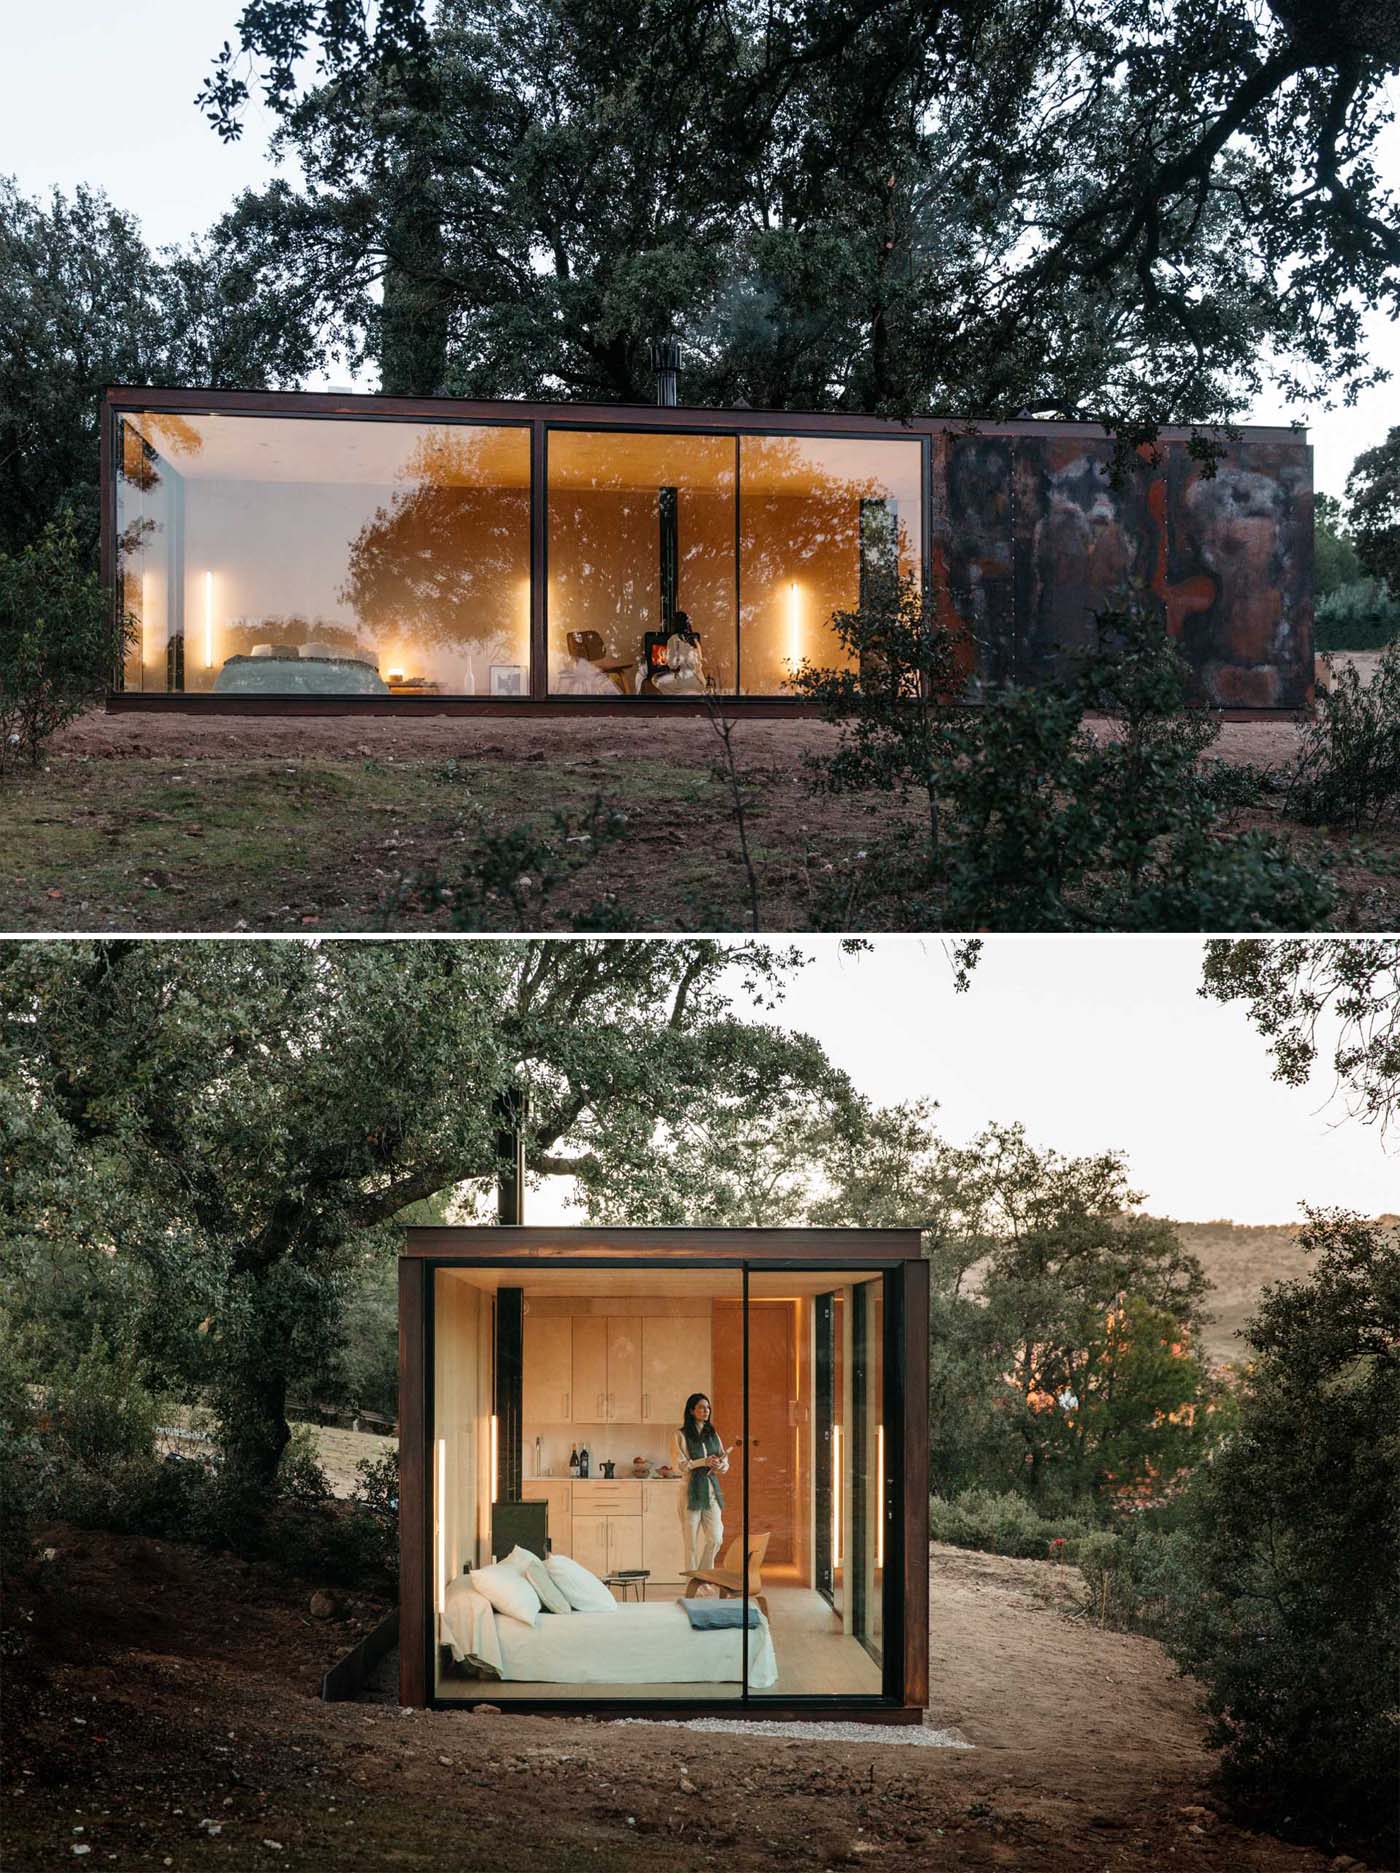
left=681, top=1421, right=725, bottom=1511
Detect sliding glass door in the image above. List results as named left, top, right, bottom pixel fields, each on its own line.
left=429, top=1258, right=897, bottom=1706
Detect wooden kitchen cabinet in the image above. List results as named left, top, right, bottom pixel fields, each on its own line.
left=570, top=1513, right=609, bottom=1578
left=641, top=1480, right=687, bottom=1584
left=521, top=1313, right=574, bottom=1423
left=571, top=1317, right=609, bottom=1423
left=606, top=1318, right=643, bottom=1420
left=641, top=1316, right=709, bottom=1423
left=570, top=1316, right=642, bottom=1422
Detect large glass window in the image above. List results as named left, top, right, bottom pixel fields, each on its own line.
left=430, top=1262, right=892, bottom=1704
left=738, top=436, right=923, bottom=694
left=115, top=412, right=531, bottom=697
left=547, top=428, right=925, bottom=698
left=547, top=431, right=737, bottom=696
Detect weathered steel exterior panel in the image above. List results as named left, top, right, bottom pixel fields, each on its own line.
left=1163, top=440, right=1314, bottom=709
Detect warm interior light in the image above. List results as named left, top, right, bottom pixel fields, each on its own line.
left=139, top=569, right=150, bottom=672
left=490, top=1414, right=499, bottom=1505
left=831, top=1422, right=842, bottom=1568
left=435, top=1437, right=448, bottom=1616
left=786, top=579, right=801, bottom=670
left=876, top=1423, right=885, bottom=1570
left=202, top=570, right=214, bottom=670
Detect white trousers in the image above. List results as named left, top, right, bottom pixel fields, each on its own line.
left=681, top=1503, right=724, bottom=1572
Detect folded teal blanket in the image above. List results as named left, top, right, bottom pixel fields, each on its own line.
left=681, top=1598, right=759, bottom=1630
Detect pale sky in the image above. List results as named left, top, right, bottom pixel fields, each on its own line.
left=4, top=0, right=1397, bottom=494
left=525, top=936, right=1396, bottom=1227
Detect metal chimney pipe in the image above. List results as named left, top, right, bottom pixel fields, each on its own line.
left=650, top=336, right=681, bottom=407
left=494, top=1087, right=527, bottom=1225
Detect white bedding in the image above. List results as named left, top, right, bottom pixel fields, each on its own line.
left=443, top=1579, right=778, bottom=1689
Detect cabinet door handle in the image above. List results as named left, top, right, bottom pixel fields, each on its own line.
left=597, top=1391, right=604, bottom=1416
left=608, top=1392, right=614, bottom=1418
left=562, top=1392, right=569, bottom=1417
left=644, top=1392, right=649, bottom=1419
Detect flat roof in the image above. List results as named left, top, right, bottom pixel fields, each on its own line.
left=401, top=1225, right=925, bottom=1262
left=103, top=383, right=1308, bottom=446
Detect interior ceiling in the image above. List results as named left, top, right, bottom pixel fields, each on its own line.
left=437, top=1266, right=880, bottom=1299
left=125, top=411, right=920, bottom=499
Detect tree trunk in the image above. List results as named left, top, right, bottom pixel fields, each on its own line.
left=380, top=182, right=451, bottom=397
left=217, top=1358, right=292, bottom=1498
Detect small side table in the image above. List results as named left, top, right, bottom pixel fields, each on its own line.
left=604, top=1569, right=650, bottom=1603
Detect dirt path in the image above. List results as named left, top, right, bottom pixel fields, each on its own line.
left=4, top=1526, right=1371, bottom=1873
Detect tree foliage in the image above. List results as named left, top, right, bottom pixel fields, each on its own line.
left=1201, top=938, right=1400, bottom=1138
left=197, top=0, right=1399, bottom=432
left=0, top=939, right=842, bottom=1501
left=1312, top=493, right=1362, bottom=599
left=1163, top=1210, right=1400, bottom=1850
left=0, top=177, right=319, bottom=559
left=1345, top=425, right=1400, bottom=599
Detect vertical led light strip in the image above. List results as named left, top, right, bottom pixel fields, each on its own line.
left=876, top=1423, right=885, bottom=1569
left=831, top=1422, right=842, bottom=1567
left=490, top=1414, right=499, bottom=1504
left=202, top=570, right=214, bottom=669
left=786, top=579, right=801, bottom=670
left=435, top=1437, right=447, bottom=1615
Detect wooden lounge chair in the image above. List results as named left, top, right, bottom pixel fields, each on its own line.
left=682, top=1530, right=771, bottom=1620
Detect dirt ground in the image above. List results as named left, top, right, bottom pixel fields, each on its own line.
left=1, top=699, right=1394, bottom=932
left=5, top=1527, right=1384, bottom=1873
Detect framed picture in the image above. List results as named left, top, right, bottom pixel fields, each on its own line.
left=489, top=664, right=526, bottom=697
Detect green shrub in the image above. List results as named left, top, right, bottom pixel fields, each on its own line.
left=39, top=1329, right=160, bottom=1471
left=929, top=1488, right=1099, bottom=1560
left=1286, top=637, right=1400, bottom=829
left=1073, top=1519, right=1200, bottom=1636
left=0, top=1323, right=55, bottom=1576
left=0, top=516, right=120, bottom=775
left=1163, top=1211, right=1399, bottom=1851
left=1314, top=578, right=1400, bottom=652
left=798, top=596, right=1331, bottom=931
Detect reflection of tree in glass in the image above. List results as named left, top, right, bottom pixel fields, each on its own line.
left=339, top=427, right=529, bottom=657
left=547, top=443, right=736, bottom=687
left=223, top=614, right=368, bottom=659
left=547, top=433, right=920, bottom=695
left=738, top=434, right=920, bottom=693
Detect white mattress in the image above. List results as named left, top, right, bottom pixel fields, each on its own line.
left=443, top=1581, right=778, bottom=1689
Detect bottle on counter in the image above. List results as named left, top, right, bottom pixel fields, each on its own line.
left=569, top=1445, right=580, bottom=1478
left=578, top=1445, right=590, bottom=1478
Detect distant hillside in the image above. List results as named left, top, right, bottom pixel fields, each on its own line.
left=1171, top=1216, right=1399, bottom=1367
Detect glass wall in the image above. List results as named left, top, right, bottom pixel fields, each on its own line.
left=547, top=431, right=738, bottom=695
left=545, top=427, right=924, bottom=696
left=738, top=436, right=923, bottom=694
left=114, top=406, right=925, bottom=700
left=115, top=412, right=531, bottom=696
left=431, top=1262, right=892, bottom=1704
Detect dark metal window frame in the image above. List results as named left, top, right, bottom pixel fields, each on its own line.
left=102, top=387, right=940, bottom=714
left=398, top=1225, right=926, bottom=1722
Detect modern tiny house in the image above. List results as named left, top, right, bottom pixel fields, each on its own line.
left=397, top=1226, right=929, bottom=1720
left=103, top=386, right=1314, bottom=714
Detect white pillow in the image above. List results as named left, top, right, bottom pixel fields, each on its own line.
left=503, top=1544, right=541, bottom=1573
left=544, top=1552, right=618, bottom=1614
left=470, top=1561, right=542, bottom=1625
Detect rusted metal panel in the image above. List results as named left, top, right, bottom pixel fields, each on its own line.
left=1012, top=439, right=1163, bottom=686
left=1164, top=440, right=1314, bottom=709
left=941, top=435, right=1016, bottom=690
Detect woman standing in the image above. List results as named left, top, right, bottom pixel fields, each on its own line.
left=673, top=1392, right=730, bottom=1572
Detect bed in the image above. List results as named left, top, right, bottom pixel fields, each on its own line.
left=442, top=1576, right=778, bottom=1688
